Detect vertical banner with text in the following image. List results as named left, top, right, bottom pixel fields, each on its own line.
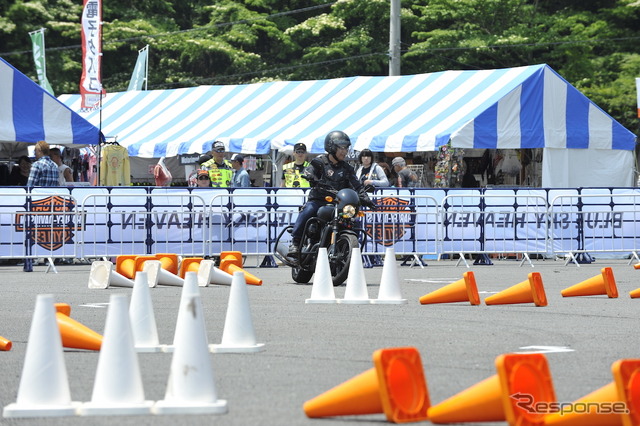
left=80, top=0, right=105, bottom=109
left=28, top=28, right=54, bottom=95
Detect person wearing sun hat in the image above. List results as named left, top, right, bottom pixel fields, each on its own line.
left=230, top=154, right=250, bottom=187
left=200, top=140, right=233, bottom=187
left=195, top=169, right=212, bottom=187
left=282, top=142, right=310, bottom=188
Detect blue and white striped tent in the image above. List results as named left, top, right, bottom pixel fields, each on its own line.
left=59, top=64, right=637, bottom=186
left=0, top=57, right=101, bottom=154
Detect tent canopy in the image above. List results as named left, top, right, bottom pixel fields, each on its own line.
left=0, top=57, right=101, bottom=157
left=59, top=64, right=635, bottom=160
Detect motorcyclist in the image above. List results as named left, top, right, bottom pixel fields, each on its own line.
left=288, top=130, right=375, bottom=257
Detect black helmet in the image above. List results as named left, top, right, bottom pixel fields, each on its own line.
left=324, top=130, right=351, bottom=155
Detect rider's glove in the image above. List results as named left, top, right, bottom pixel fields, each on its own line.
left=361, top=198, right=376, bottom=210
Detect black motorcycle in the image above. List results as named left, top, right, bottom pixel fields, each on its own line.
left=273, top=187, right=365, bottom=286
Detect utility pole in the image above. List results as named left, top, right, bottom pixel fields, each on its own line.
left=389, top=0, right=401, bottom=76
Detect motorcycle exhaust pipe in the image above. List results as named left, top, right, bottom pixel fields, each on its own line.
left=275, top=241, right=290, bottom=259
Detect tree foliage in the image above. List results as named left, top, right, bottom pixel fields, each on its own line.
left=1, top=0, right=639, bottom=132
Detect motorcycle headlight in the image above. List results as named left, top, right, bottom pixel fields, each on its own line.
left=342, top=204, right=356, bottom=218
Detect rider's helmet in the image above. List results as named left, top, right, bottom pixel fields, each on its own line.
left=324, top=130, right=351, bottom=155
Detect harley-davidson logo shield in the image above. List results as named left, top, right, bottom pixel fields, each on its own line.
left=15, top=196, right=82, bottom=251
left=364, top=197, right=414, bottom=246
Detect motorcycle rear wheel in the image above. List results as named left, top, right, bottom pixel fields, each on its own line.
left=330, top=233, right=359, bottom=286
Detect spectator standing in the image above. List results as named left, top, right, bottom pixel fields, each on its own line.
left=282, top=143, right=310, bottom=188
left=391, top=157, right=419, bottom=188
left=49, top=147, right=74, bottom=185
left=8, top=155, right=32, bottom=186
left=26, top=140, right=59, bottom=187
left=355, top=149, right=389, bottom=188
left=200, top=141, right=233, bottom=187
left=230, top=154, right=251, bottom=187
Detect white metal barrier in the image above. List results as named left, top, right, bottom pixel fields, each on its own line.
left=440, top=192, right=549, bottom=267
left=549, top=192, right=640, bottom=266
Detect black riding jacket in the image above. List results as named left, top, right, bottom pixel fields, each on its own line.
left=303, top=154, right=372, bottom=205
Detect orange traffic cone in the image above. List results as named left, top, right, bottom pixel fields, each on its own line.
left=561, top=267, right=618, bottom=298
left=54, top=303, right=71, bottom=316
left=485, top=272, right=547, bottom=307
left=303, top=347, right=430, bottom=423
left=179, top=257, right=202, bottom=277
left=134, top=255, right=162, bottom=275
left=219, top=251, right=262, bottom=286
left=178, top=257, right=233, bottom=286
left=428, top=353, right=556, bottom=425
left=634, top=263, right=640, bottom=270
left=155, top=253, right=179, bottom=275
left=544, top=359, right=640, bottom=426
left=630, top=287, right=640, bottom=298
left=56, top=312, right=102, bottom=351
left=419, top=271, right=480, bottom=305
left=115, top=255, right=138, bottom=279
left=0, top=335, right=12, bottom=351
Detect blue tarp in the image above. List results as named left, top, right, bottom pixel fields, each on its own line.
left=0, top=57, right=101, bottom=148
left=58, top=64, right=635, bottom=158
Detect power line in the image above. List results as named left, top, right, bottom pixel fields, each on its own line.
left=0, top=2, right=336, bottom=57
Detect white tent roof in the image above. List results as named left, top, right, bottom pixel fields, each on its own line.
left=58, top=64, right=635, bottom=160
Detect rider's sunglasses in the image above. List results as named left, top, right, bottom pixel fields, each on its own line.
left=198, top=176, right=209, bottom=180
left=214, top=149, right=225, bottom=153
left=295, top=150, right=305, bottom=154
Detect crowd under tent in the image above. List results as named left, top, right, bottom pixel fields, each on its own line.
left=58, top=64, right=636, bottom=188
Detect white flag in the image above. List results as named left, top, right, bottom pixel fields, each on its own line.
left=127, top=45, right=148, bottom=91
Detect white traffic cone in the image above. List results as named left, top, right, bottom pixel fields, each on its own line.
left=129, top=271, right=164, bottom=353
left=210, top=271, right=265, bottom=353
left=144, top=259, right=184, bottom=287
left=3, top=294, right=79, bottom=418
left=80, top=294, right=153, bottom=416
left=162, top=272, right=204, bottom=353
left=339, top=247, right=371, bottom=304
left=371, top=247, right=407, bottom=304
left=88, top=261, right=134, bottom=289
left=209, top=264, right=234, bottom=286
left=305, top=248, right=337, bottom=304
left=153, top=274, right=228, bottom=415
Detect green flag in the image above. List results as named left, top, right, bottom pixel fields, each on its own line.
left=28, top=28, right=54, bottom=95
left=128, top=45, right=149, bottom=91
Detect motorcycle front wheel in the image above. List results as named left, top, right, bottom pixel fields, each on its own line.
left=329, top=233, right=359, bottom=286
left=291, top=265, right=314, bottom=284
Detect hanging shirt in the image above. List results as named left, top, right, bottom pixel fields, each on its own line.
left=100, top=144, right=131, bottom=186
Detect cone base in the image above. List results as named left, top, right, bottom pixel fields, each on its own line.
left=3, top=402, right=80, bottom=418
left=79, top=401, right=153, bottom=416
left=153, top=399, right=228, bottom=415
left=209, top=343, right=265, bottom=353
left=370, top=298, right=408, bottom=304
left=134, top=344, right=166, bottom=353
left=305, top=298, right=338, bottom=304
left=338, top=298, right=372, bottom=304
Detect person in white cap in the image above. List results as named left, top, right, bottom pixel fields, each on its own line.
left=392, top=157, right=418, bottom=188
left=230, top=154, right=250, bottom=187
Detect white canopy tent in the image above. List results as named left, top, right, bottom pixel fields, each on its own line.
left=59, top=64, right=636, bottom=187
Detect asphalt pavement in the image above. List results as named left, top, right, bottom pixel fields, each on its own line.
left=0, top=255, right=638, bottom=425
